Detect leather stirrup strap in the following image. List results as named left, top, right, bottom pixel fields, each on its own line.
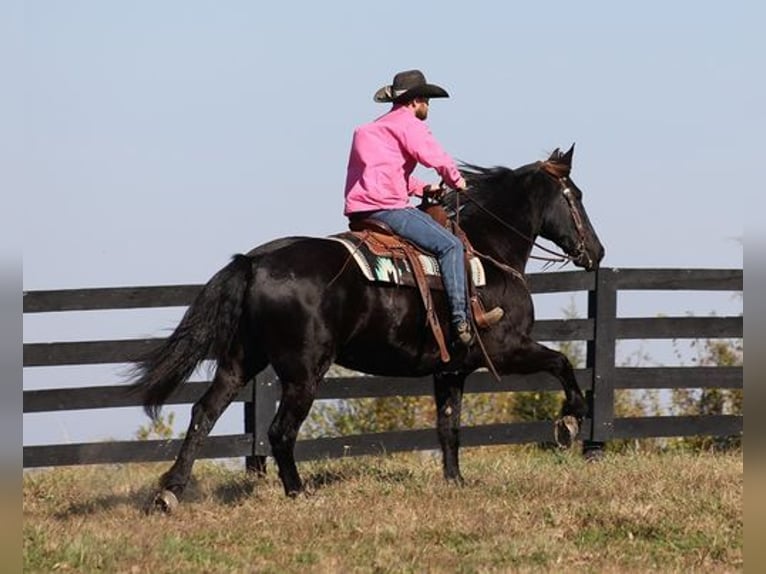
left=451, top=221, right=484, bottom=321
left=451, top=220, right=502, bottom=380
left=398, top=244, right=451, bottom=363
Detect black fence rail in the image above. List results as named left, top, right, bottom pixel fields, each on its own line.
left=23, top=267, right=743, bottom=468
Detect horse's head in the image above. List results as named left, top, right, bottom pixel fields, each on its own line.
left=452, top=146, right=604, bottom=272
left=537, top=145, right=604, bottom=270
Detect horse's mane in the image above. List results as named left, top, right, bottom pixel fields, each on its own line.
left=441, top=153, right=568, bottom=217
left=437, top=164, right=517, bottom=217
left=458, top=150, right=571, bottom=194
left=460, top=163, right=515, bottom=186
left=459, top=160, right=546, bottom=189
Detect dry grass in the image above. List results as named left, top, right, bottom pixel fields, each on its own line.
left=23, top=448, right=742, bottom=573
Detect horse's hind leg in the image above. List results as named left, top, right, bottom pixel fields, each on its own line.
left=149, top=347, right=260, bottom=513
left=434, top=372, right=467, bottom=484
left=267, top=352, right=329, bottom=497
left=267, top=376, right=319, bottom=497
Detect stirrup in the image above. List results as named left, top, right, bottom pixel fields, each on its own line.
left=474, top=306, right=504, bottom=329
left=452, top=320, right=475, bottom=347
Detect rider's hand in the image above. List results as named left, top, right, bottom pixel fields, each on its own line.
left=423, top=182, right=445, bottom=199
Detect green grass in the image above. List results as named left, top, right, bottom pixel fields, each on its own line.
left=23, top=448, right=742, bottom=572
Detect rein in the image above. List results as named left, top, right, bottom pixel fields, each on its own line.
left=456, top=189, right=569, bottom=264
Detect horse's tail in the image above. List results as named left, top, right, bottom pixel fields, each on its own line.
left=129, top=254, right=253, bottom=420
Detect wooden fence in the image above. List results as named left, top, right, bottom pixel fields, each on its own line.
left=22, top=267, right=743, bottom=468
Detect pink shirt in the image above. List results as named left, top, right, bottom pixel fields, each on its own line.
left=343, top=105, right=463, bottom=215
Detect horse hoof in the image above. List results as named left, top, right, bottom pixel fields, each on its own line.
left=554, top=416, right=580, bottom=448
left=148, top=489, right=179, bottom=514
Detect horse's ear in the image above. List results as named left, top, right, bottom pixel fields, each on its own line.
left=562, top=143, right=575, bottom=166
left=549, top=147, right=561, bottom=161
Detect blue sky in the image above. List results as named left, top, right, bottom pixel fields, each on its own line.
left=18, top=2, right=754, bottom=446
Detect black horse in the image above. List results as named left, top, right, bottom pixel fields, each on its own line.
left=130, top=145, right=604, bottom=511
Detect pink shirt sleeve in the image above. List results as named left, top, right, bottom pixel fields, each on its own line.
left=401, top=119, right=463, bottom=189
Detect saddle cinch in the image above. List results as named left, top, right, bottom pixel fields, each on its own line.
left=337, top=205, right=500, bottom=363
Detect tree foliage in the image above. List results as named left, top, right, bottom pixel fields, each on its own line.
left=669, top=335, right=743, bottom=451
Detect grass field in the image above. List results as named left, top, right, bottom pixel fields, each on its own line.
left=23, top=448, right=742, bottom=573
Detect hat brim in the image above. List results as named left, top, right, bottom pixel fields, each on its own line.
left=374, top=83, right=450, bottom=103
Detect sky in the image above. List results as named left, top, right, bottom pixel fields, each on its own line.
left=14, top=2, right=756, bottom=447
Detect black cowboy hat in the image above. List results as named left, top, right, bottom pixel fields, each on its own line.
left=373, top=69, right=450, bottom=104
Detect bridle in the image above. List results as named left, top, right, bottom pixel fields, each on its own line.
left=539, top=161, right=594, bottom=269
left=453, top=160, right=592, bottom=271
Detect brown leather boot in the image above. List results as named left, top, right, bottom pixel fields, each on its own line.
left=471, top=298, right=504, bottom=329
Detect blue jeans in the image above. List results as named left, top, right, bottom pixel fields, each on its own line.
left=369, top=207, right=468, bottom=325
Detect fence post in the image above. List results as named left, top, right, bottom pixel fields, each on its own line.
left=583, top=267, right=617, bottom=459
left=244, top=366, right=279, bottom=473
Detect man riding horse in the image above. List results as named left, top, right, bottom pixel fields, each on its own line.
left=131, top=70, right=604, bottom=508
left=343, top=69, right=504, bottom=348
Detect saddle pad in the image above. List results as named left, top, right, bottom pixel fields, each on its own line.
left=327, top=234, right=486, bottom=289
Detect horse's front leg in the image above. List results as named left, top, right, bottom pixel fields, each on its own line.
left=500, top=337, right=588, bottom=446
left=433, top=372, right=467, bottom=484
